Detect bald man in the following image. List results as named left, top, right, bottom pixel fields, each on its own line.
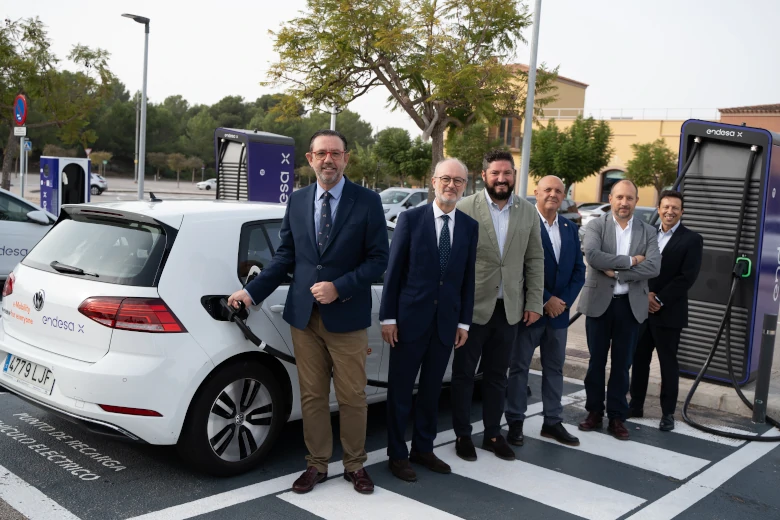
left=505, top=176, right=585, bottom=447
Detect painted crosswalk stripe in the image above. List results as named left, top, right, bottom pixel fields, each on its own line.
left=0, top=463, right=81, bottom=520
left=523, top=415, right=710, bottom=480
left=278, top=478, right=464, bottom=519
left=625, top=429, right=780, bottom=520
left=627, top=417, right=747, bottom=447
left=435, top=446, right=645, bottom=520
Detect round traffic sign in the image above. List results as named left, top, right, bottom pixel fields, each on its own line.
left=14, top=95, right=28, bottom=126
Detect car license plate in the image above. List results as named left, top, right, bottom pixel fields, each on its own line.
left=2, top=353, right=55, bottom=395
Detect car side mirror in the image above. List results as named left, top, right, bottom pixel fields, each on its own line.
left=26, top=210, right=50, bottom=225
left=244, top=265, right=262, bottom=286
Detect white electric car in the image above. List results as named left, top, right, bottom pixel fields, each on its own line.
left=196, top=178, right=217, bottom=190
left=0, top=199, right=455, bottom=477
left=0, top=188, right=55, bottom=283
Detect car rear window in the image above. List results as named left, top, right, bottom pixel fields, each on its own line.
left=23, top=217, right=168, bottom=287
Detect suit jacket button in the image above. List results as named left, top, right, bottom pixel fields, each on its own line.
left=440, top=281, right=443, bottom=286
left=434, top=300, right=438, bottom=305
left=317, top=265, right=322, bottom=270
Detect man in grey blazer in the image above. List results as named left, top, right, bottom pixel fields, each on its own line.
left=577, top=179, right=661, bottom=440
left=452, top=150, right=544, bottom=462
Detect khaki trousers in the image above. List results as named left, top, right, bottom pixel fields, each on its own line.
left=290, top=307, right=368, bottom=473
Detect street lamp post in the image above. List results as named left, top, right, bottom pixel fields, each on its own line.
left=123, top=13, right=150, bottom=201
left=518, top=0, right=542, bottom=198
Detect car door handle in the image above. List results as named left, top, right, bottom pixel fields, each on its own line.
left=270, top=305, right=285, bottom=313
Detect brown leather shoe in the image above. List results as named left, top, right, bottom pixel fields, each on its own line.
left=608, top=419, right=630, bottom=440
left=578, top=412, right=604, bottom=432
left=389, top=459, right=417, bottom=481
left=343, top=467, right=375, bottom=494
left=409, top=451, right=451, bottom=474
left=292, top=466, right=327, bottom=494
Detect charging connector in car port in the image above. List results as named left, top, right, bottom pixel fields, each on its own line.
left=735, top=256, right=752, bottom=278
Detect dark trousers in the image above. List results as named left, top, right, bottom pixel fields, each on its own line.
left=452, top=300, right=517, bottom=439
left=506, top=323, right=568, bottom=426
left=584, top=296, right=640, bottom=420
left=630, top=323, right=682, bottom=415
left=386, top=321, right=453, bottom=460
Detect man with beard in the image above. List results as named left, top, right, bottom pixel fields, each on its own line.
left=577, top=179, right=660, bottom=440
left=452, top=150, right=544, bottom=462
left=380, top=158, right=478, bottom=482
left=229, top=129, right=388, bottom=494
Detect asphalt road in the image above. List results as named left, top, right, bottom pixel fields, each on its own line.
left=0, top=373, right=778, bottom=520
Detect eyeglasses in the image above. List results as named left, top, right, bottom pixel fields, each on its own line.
left=434, top=176, right=466, bottom=187
left=310, top=150, right=346, bottom=160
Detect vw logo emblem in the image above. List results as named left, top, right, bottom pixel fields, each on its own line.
left=235, top=413, right=245, bottom=426
left=33, top=290, right=45, bottom=312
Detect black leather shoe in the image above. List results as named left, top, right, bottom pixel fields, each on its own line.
left=455, top=436, right=477, bottom=461
left=659, top=414, right=675, bottom=432
left=410, top=451, right=451, bottom=474
left=507, top=420, right=524, bottom=446
left=541, top=422, right=580, bottom=446
left=389, top=459, right=417, bottom=482
left=482, top=435, right=516, bottom=461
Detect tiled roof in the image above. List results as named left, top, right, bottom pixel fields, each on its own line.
left=718, top=104, right=780, bottom=114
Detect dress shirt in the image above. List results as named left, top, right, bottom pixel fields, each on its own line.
left=381, top=201, right=468, bottom=332
left=613, top=216, right=633, bottom=295
left=536, top=207, right=561, bottom=263
left=485, top=189, right=513, bottom=299
left=657, top=220, right=680, bottom=254
left=314, top=175, right=346, bottom=231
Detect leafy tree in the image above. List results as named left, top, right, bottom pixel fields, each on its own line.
left=266, top=0, right=559, bottom=181
left=42, top=144, right=76, bottom=157
left=179, top=110, right=219, bottom=165
left=347, top=143, right=382, bottom=189
left=0, top=17, right=114, bottom=189
left=167, top=153, right=187, bottom=187
left=446, top=123, right=506, bottom=192
left=90, top=151, right=112, bottom=175
left=147, top=152, right=169, bottom=181
left=185, top=156, right=205, bottom=183
left=625, top=139, right=678, bottom=201
left=529, top=116, right=613, bottom=194
left=398, top=137, right=432, bottom=186
left=374, top=128, right=412, bottom=186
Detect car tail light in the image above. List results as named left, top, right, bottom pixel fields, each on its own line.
left=98, top=404, right=162, bottom=417
left=79, top=297, right=187, bottom=333
left=2, top=273, right=14, bottom=298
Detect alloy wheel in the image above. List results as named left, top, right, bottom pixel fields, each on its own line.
left=207, top=378, right=273, bottom=462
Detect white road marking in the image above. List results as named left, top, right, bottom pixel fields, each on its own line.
left=278, top=478, right=464, bottom=520
left=627, top=417, right=747, bottom=447
left=528, top=368, right=585, bottom=386
left=523, top=415, right=710, bottom=480
left=625, top=429, right=780, bottom=520
left=435, top=446, right=645, bottom=520
left=0, top=463, right=81, bottom=520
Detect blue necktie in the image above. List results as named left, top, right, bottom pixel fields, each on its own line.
left=318, top=192, right=332, bottom=253
left=439, top=214, right=451, bottom=278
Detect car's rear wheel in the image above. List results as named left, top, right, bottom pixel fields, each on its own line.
left=91, top=186, right=100, bottom=196
left=205, top=185, right=211, bottom=190
left=177, top=359, right=284, bottom=476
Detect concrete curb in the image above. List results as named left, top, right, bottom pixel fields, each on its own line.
left=531, top=350, right=780, bottom=420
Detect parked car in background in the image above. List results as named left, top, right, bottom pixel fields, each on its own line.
left=0, top=188, right=55, bottom=284
left=90, top=173, right=107, bottom=196
left=578, top=206, right=657, bottom=249
left=578, top=203, right=611, bottom=227
left=525, top=196, right=582, bottom=227
left=380, top=188, right=428, bottom=221
left=196, top=178, right=217, bottom=191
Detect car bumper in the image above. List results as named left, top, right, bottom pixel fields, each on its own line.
left=0, top=323, right=214, bottom=445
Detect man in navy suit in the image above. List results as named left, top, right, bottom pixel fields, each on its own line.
left=229, top=130, right=388, bottom=495
left=505, top=175, right=585, bottom=446
left=380, top=158, right=478, bottom=482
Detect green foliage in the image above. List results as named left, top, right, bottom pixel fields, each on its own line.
left=42, top=144, right=76, bottom=157
left=147, top=152, right=169, bottom=180
left=529, top=116, right=613, bottom=193
left=445, top=122, right=506, bottom=191
left=625, top=139, right=678, bottom=200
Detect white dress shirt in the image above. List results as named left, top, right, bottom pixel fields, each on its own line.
left=485, top=189, right=513, bottom=299
left=536, top=207, right=561, bottom=263
left=657, top=221, right=680, bottom=254
left=613, top=216, right=633, bottom=295
left=381, top=201, right=468, bottom=332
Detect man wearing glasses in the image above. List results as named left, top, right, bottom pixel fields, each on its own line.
left=229, top=130, right=388, bottom=494
left=380, top=158, right=478, bottom=482
left=451, top=150, right=544, bottom=462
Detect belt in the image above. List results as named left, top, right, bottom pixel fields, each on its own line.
left=612, top=293, right=629, bottom=299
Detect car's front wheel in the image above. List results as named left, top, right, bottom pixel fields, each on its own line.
left=177, top=359, right=285, bottom=476
left=205, top=185, right=211, bottom=190
left=91, top=186, right=101, bottom=196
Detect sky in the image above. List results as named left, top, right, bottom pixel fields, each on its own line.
left=6, top=0, right=779, bottom=137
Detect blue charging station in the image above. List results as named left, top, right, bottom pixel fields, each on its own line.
left=213, top=128, right=295, bottom=203
left=39, top=156, right=91, bottom=216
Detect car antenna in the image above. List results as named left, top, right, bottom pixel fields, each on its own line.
left=149, top=192, right=162, bottom=202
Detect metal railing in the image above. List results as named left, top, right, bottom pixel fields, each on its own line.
left=541, top=107, right=721, bottom=121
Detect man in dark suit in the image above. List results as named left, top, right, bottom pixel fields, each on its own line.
left=228, top=130, right=388, bottom=495
left=380, top=158, right=478, bottom=482
left=506, top=176, right=585, bottom=447
left=577, top=179, right=661, bottom=440
left=630, top=190, right=703, bottom=431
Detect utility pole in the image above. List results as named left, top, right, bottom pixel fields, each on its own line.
left=518, top=0, right=542, bottom=198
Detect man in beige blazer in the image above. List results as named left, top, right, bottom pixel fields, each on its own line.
left=452, top=150, right=544, bottom=462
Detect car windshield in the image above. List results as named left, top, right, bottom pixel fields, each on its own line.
left=380, top=191, right=410, bottom=204
left=634, top=208, right=656, bottom=223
